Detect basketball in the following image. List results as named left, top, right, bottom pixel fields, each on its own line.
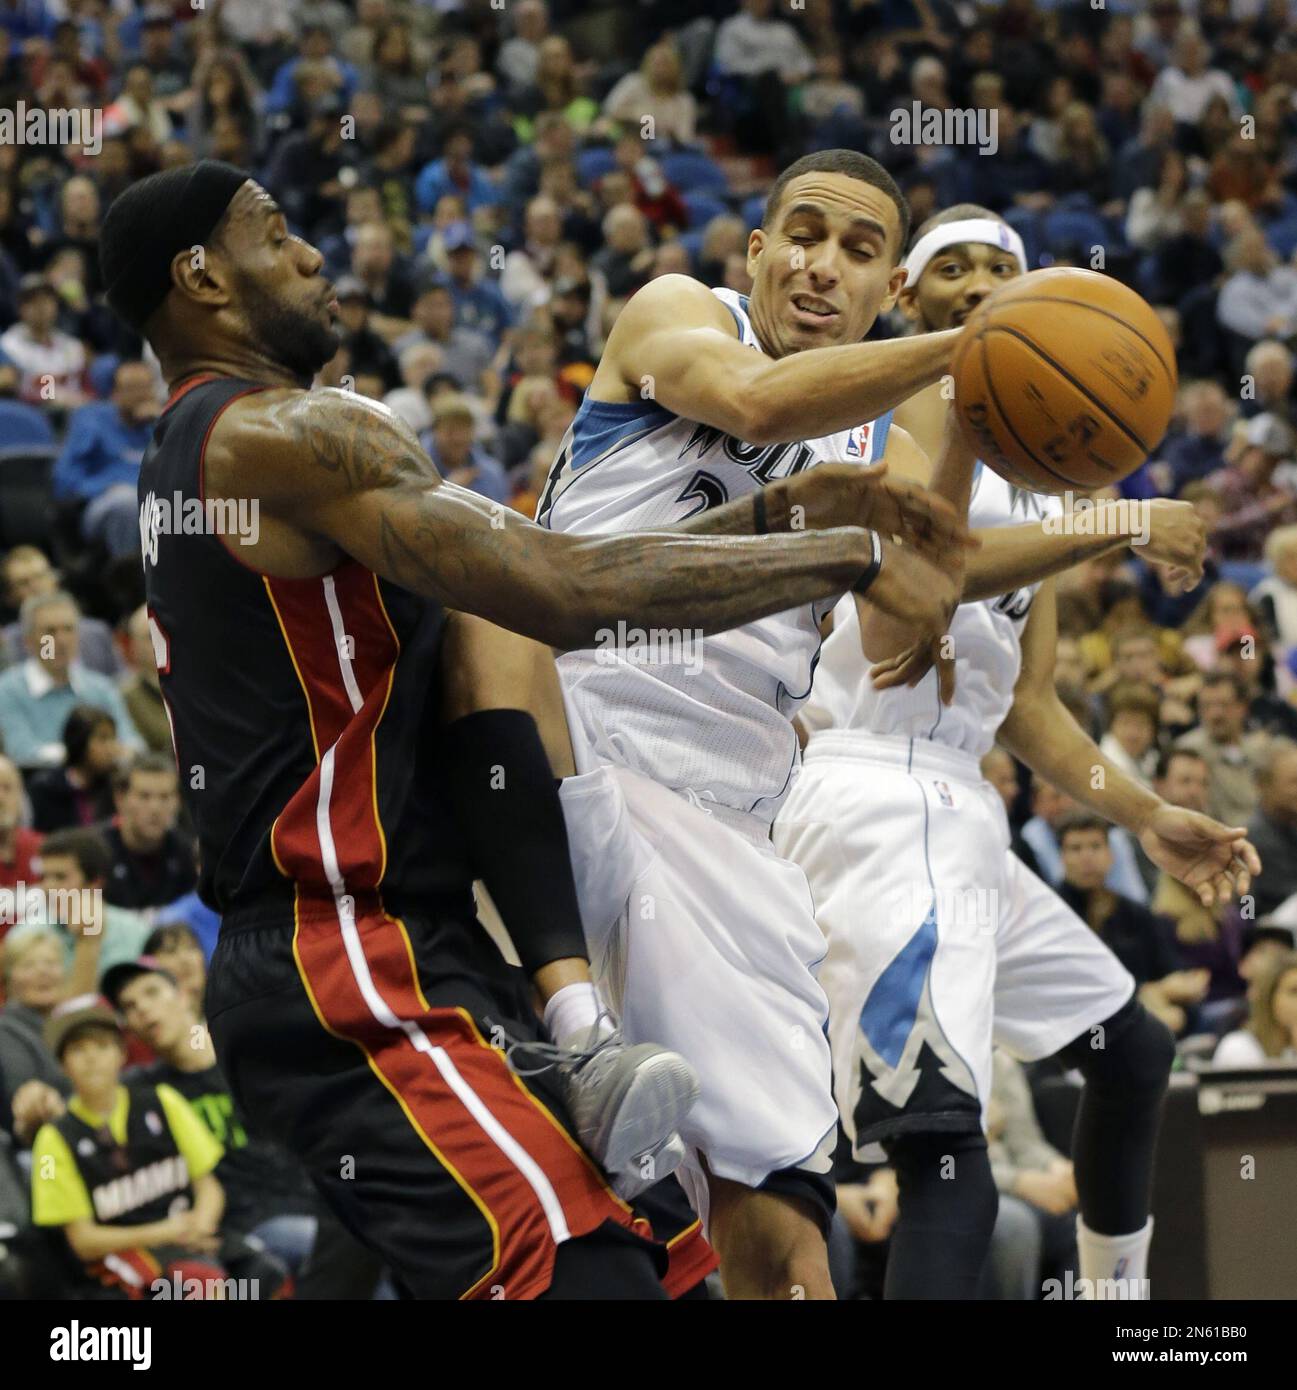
left=950, top=268, right=1178, bottom=496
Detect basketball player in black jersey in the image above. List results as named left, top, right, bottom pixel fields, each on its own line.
left=98, top=161, right=971, bottom=1298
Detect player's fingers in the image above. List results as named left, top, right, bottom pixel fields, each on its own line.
left=1238, top=840, right=1263, bottom=876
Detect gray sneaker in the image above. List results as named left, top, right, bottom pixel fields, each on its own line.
left=612, top=1131, right=687, bottom=1201
left=509, top=1018, right=699, bottom=1179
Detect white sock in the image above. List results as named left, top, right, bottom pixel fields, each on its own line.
left=1076, top=1216, right=1153, bottom=1299
left=543, top=981, right=611, bottom=1048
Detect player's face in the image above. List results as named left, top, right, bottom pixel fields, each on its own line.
left=216, top=182, right=340, bottom=382
left=747, top=173, right=906, bottom=357
left=901, top=241, right=1022, bottom=333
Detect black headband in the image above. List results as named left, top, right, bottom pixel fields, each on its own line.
left=99, top=160, right=251, bottom=334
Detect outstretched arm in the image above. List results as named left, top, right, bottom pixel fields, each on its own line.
left=209, top=388, right=875, bottom=653
left=997, top=582, right=1260, bottom=907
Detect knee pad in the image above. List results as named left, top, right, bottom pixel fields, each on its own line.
left=1060, top=998, right=1175, bottom=1094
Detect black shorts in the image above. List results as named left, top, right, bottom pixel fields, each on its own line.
left=206, top=890, right=664, bottom=1300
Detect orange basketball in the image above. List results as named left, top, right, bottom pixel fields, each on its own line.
left=950, top=268, right=1178, bottom=495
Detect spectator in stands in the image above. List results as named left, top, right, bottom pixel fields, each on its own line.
left=1099, top=682, right=1161, bottom=786
left=607, top=135, right=688, bottom=238
left=1213, top=949, right=1297, bottom=1066
left=1, top=547, right=121, bottom=678
left=1023, top=779, right=1149, bottom=905
left=263, top=94, right=354, bottom=238
left=28, top=995, right=245, bottom=1299
left=360, top=18, right=428, bottom=116
left=511, top=35, right=599, bottom=141
left=265, top=20, right=358, bottom=119
left=118, top=606, right=167, bottom=755
left=52, top=359, right=161, bottom=560
left=144, top=921, right=211, bottom=1008
left=1210, top=415, right=1297, bottom=561
left=984, top=1049, right=1078, bottom=1300
left=1217, top=228, right=1297, bottom=343
left=1149, top=26, right=1241, bottom=128
left=1241, top=341, right=1296, bottom=426
left=186, top=49, right=263, bottom=162
left=333, top=277, right=399, bottom=396
left=1253, top=526, right=1297, bottom=653
left=0, top=592, right=139, bottom=768
left=1150, top=187, right=1222, bottom=309
left=1161, top=380, right=1233, bottom=495
left=981, top=746, right=1041, bottom=878
left=1214, top=623, right=1297, bottom=741
left=1056, top=812, right=1209, bottom=1036
left=420, top=395, right=508, bottom=503
left=1248, top=740, right=1297, bottom=918
left=602, top=38, right=697, bottom=147
left=98, top=753, right=196, bottom=913
left=1149, top=747, right=1248, bottom=1029
left=1114, top=101, right=1176, bottom=203
left=108, top=957, right=316, bottom=1277
left=25, top=705, right=121, bottom=834
left=0, top=930, right=69, bottom=1140
left=0, top=274, right=87, bottom=408
left=1177, top=671, right=1273, bottom=826
left=393, top=279, right=495, bottom=399
left=496, top=0, right=550, bottom=95
left=1125, top=147, right=1189, bottom=252
left=591, top=203, right=655, bottom=300
left=8, top=828, right=150, bottom=995
left=0, top=752, right=40, bottom=896
left=348, top=219, right=416, bottom=341
left=500, top=195, right=565, bottom=307
left=964, top=104, right=1053, bottom=214
left=439, top=220, right=514, bottom=344
left=47, top=177, right=103, bottom=298
left=414, top=124, right=501, bottom=219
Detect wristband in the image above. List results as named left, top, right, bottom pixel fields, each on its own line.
left=853, top=529, right=884, bottom=596
left=753, top=488, right=768, bottom=535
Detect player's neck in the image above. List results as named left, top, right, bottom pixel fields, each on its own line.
left=160, top=343, right=312, bottom=394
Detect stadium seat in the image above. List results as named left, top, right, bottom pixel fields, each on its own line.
left=576, top=146, right=617, bottom=186
left=1042, top=205, right=1108, bottom=256
left=741, top=194, right=765, bottom=230
left=0, top=448, right=57, bottom=547
left=1002, top=206, right=1042, bottom=270
left=88, top=354, right=122, bottom=400
left=1264, top=216, right=1297, bottom=260
left=1218, top=560, right=1269, bottom=592
left=661, top=148, right=730, bottom=196
left=683, top=191, right=729, bottom=229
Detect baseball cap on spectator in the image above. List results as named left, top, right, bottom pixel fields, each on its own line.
left=101, top=954, right=178, bottom=1010
left=443, top=222, right=475, bottom=254
left=1245, top=413, right=1294, bottom=458
left=335, top=276, right=368, bottom=304
left=44, top=994, right=124, bottom=1059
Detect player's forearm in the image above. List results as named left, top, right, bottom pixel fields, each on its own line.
left=546, top=527, right=872, bottom=652
left=963, top=514, right=1131, bottom=603
left=747, top=331, right=960, bottom=444
left=998, top=687, right=1161, bottom=835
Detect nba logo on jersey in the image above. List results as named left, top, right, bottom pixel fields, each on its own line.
left=934, top=781, right=955, bottom=808
left=845, top=423, right=871, bottom=458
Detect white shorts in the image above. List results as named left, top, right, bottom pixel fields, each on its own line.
left=772, top=731, right=1135, bottom=1160
left=558, top=762, right=838, bottom=1221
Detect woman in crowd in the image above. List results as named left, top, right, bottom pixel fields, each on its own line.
left=25, top=706, right=121, bottom=834
left=0, top=930, right=68, bottom=1140
left=1213, top=950, right=1297, bottom=1066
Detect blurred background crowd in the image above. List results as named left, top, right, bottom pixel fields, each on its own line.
left=1, top=0, right=1296, bottom=1301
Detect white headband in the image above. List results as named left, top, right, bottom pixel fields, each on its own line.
left=902, top=218, right=1027, bottom=285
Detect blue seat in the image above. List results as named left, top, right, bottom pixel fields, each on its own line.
left=576, top=146, right=617, bottom=186
left=741, top=193, right=766, bottom=229
left=1264, top=216, right=1297, bottom=260
left=1042, top=207, right=1108, bottom=257
left=87, top=354, right=121, bottom=400
left=661, top=148, right=729, bottom=196
left=0, top=399, right=55, bottom=455
left=1002, top=206, right=1042, bottom=270
left=683, top=191, right=728, bottom=229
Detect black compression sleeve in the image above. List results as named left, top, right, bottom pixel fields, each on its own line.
left=438, top=708, right=589, bottom=976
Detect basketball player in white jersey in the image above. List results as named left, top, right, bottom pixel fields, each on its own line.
left=773, top=204, right=1262, bottom=1299
left=535, top=151, right=986, bottom=1299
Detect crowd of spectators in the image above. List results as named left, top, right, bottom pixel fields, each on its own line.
left=2, top=0, right=1297, bottom=1301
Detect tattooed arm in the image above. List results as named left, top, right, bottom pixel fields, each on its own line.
left=204, top=388, right=876, bottom=652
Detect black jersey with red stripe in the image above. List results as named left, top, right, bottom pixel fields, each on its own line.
left=139, top=375, right=476, bottom=921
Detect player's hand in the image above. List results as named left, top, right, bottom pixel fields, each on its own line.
left=1139, top=500, right=1206, bottom=592
left=869, top=633, right=956, bottom=704
left=1137, top=805, right=1261, bottom=908
left=860, top=540, right=959, bottom=699
left=796, top=462, right=977, bottom=563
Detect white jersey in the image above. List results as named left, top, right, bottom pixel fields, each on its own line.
left=803, top=463, right=1064, bottom=761
left=539, top=286, right=891, bottom=823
